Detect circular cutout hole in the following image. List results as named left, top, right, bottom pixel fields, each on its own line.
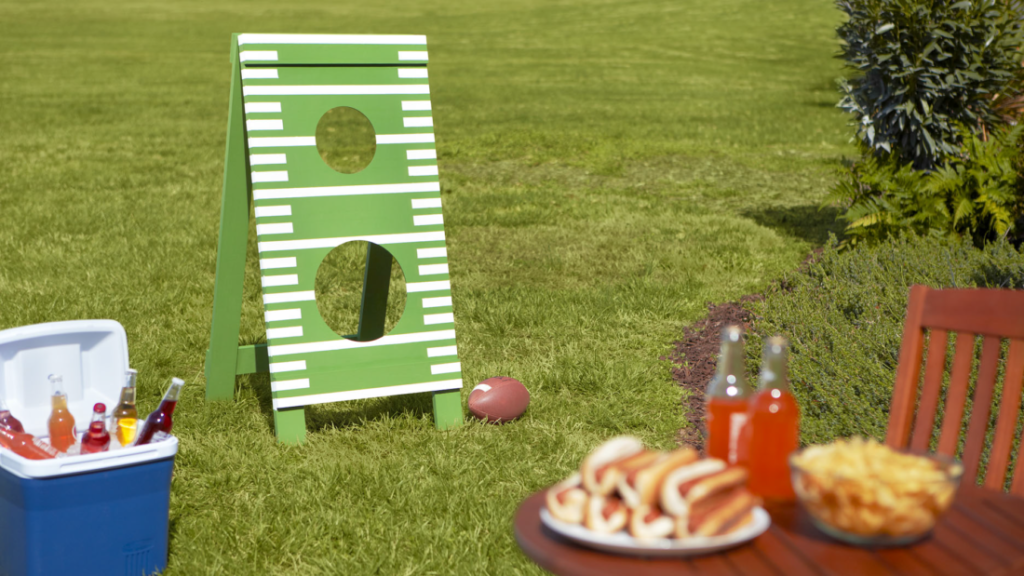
left=314, top=241, right=406, bottom=342
left=315, top=106, right=377, bottom=174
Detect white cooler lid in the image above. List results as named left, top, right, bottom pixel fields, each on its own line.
left=0, top=319, right=178, bottom=478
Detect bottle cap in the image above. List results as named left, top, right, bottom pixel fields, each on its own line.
left=126, top=369, right=138, bottom=388
left=93, top=403, right=106, bottom=413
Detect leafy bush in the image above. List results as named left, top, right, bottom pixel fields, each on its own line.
left=745, top=234, right=1024, bottom=446
left=836, top=0, right=1024, bottom=170
left=830, top=123, right=1024, bottom=245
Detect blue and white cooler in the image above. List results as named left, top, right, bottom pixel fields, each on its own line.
left=0, top=320, right=178, bottom=576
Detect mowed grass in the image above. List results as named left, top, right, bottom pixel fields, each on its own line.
left=0, top=1, right=851, bottom=574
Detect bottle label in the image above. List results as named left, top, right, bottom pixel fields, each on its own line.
left=728, top=412, right=748, bottom=465
left=32, top=438, right=59, bottom=457
left=151, top=431, right=171, bottom=443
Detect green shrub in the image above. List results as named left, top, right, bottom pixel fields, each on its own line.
left=836, top=0, right=1024, bottom=170
left=829, top=123, right=1024, bottom=245
left=745, top=234, right=1024, bottom=446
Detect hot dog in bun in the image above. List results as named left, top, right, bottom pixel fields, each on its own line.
left=674, top=488, right=758, bottom=538
left=660, top=459, right=745, bottom=517
left=545, top=473, right=588, bottom=524
left=580, top=436, right=650, bottom=496
left=628, top=504, right=675, bottom=540
left=584, top=494, right=630, bottom=534
left=617, top=447, right=699, bottom=509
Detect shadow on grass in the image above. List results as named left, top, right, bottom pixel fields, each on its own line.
left=742, top=204, right=845, bottom=246
left=237, top=371, right=436, bottom=435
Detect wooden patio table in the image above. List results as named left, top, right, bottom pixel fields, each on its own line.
left=514, top=484, right=1024, bottom=575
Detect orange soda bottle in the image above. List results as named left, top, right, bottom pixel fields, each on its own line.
left=705, top=326, right=752, bottom=464
left=745, top=336, right=800, bottom=500
left=81, top=403, right=111, bottom=454
left=0, top=428, right=59, bottom=460
left=47, top=375, right=77, bottom=453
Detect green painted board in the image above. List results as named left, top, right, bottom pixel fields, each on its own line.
left=205, top=34, right=463, bottom=442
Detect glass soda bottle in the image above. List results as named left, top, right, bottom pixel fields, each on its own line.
left=705, top=326, right=753, bottom=464
left=135, top=378, right=184, bottom=446
left=47, top=375, right=77, bottom=453
left=110, top=369, right=138, bottom=446
left=746, top=336, right=800, bottom=500
left=0, top=398, right=25, bottom=433
left=81, top=403, right=111, bottom=454
left=0, top=428, right=59, bottom=460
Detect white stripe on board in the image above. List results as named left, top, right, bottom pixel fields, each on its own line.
left=408, top=165, right=439, bottom=177
left=256, top=222, right=293, bottom=235
left=407, top=149, right=437, bottom=160
left=427, top=345, right=457, bottom=358
left=250, top=153, right=287, bottom=166
left=398, top=51, right=429, bottom=61
left=255, top=205, right=291, bottom=218
left=401, top=100, right=431, bottom=111
left=260, top=231, right=446, bottom=253
left=417, top=247, right=447, bottom=258
left=254, top=181, right=439, bottom=201
left=243, top=85, right=429, bottom=96
left=244, top=102, right=282, bottom=113
left=273, top=379, right=462, bottom=410
left=418, top=264, right=449, bottom=276
left=239, top=51, right=279, bottom=62
left=249, top=136, right=316, bottom=148
left=265, top=308, right=302, bottom=322
left=271, top=378, right=311, bottom=392
left=424, top=313, right=455, bottom=326
left=376, top=133, right=435, bottom=144
left=422, top=296, right=452, bottom=308
left=414, top=214, right=443, bottom=226
left=239, top=34, right=427, bottom=46
left=268, top=329, right=456, bottom=357
left=267, top=326, right=304, bottom=339
left=252, top=171, right=289, bottom=183
left=403, top=117, right=433, bottom=128
left=261, top=274, right=298, bottom=287
left=406, top=280, right=451, bottom=293
left=263, top=291, right=316, bottom=304
left=411, top=198, right=442, bottom=209
left=241, top=68, right=279, bottom=79
left=269, top=360, right=306, bottom=373
left=246, top=119, right=284, bottom=131
left=398, top=68, right=429, bottom=79
left=430, top=362, right=461, bottom=375
left=260, top=257, right=297, bottom=270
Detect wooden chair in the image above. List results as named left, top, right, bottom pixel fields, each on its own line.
left=887, top=285, right=1024, bottom=494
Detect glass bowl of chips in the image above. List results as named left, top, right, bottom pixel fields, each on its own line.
left=789, top=438, right=963, bottom=547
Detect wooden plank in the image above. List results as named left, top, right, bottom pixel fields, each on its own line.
left=961, top=335, right=1003, bottom=484
left=688, top=553, right=739, bottom=575
left=205, top=33, right=252, bottom=402
left=936, top=333, right=977, bottom=457
left=872, top=549, right=934, bottom=575
left=722, top=543, right=780, bottom=576
left=943, top=507, right=1024, bottom=563
left=749, top=527, right=821, bottom=576
left=910, top=329, right=949, bottom=451
left=233, top=343, right=269, bottom=375
left=993, top=339, right=1024, bottom=492
left=921, top=289, right=1024, bottom=340
left=921, top=520, right=1004, bottom=574
left=764, top=504, right=895, bottom=575
left=432, top=389, right=463, bottom=430
left=887, top=285, right=929, bottom=448
left=355, top=242, right=393, bottom=342
left=952, top=490, right=1024, bottom=545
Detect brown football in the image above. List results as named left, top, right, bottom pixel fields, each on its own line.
left=467, top=376, right=530, bottom=423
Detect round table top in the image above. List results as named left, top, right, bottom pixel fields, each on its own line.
left=514, top=484, right=1024, bottom=575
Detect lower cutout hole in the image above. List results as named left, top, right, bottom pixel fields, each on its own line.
left=314, top=241, right=406, bottom=342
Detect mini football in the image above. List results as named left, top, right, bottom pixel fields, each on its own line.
left=467, top=376, right=530, bottom=423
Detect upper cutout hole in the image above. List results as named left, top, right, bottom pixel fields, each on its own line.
left=314, top=241, right=406, bottom=342
left=315, top=106, right=376, bottom=174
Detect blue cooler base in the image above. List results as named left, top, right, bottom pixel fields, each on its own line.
left=0, top=456, right=174, bottom=576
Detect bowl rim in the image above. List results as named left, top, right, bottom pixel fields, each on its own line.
left=788, top=444, right=964, bottom=483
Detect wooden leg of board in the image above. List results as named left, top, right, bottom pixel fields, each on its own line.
left=274, top=407, right=307, bottom=444
left=432, top=389, right=463, bottom=430
left=205, top=36, right=251, bottom=402
left=356, top=242, right=393, bottom=342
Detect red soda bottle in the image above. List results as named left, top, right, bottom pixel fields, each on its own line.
left=705, top=326, right=753, bottom=464
left=80, top=403, right=111, bottom=454
left=0, top=398, right=25, bottom=433
left=0, top=428, right=59, bottom=460
left=135, top=378, right=184, bottom=446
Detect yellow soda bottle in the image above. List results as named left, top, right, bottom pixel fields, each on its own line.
left=110, top=369, right=138, bottom=446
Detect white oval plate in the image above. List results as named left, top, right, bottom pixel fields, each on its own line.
left=539, top=506, right=771, bottom=558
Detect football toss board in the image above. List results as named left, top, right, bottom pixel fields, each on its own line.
left=205, top=34, right=463, bottom=443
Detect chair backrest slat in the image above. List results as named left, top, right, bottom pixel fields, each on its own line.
left=909, top=329, right=949, bottom=452
left=888, top=285, right=1024, bottom=494
left=960, top=335, right=1002, bottom=485
left=936, top=333, right=979, bottom=457
left=987, top=339, right=1024, bottom=492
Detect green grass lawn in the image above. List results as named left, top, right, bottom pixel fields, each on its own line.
left=0, top=1, right=851, bottom=573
